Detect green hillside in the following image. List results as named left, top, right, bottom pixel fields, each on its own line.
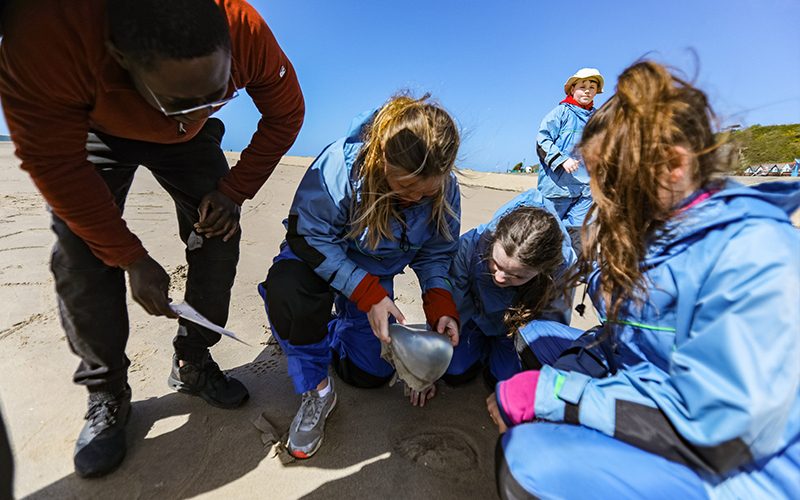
left=728, top=123, right=800, bottom=171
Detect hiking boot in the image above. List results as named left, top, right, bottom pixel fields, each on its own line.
left=287, top=378, right=337, bottom=459
left=168, top=353, right=249, bottom=409
left=74, top=385, right=132, bottom=478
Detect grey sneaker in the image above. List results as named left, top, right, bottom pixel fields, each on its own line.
left=287, top=378, right=337, bottom=459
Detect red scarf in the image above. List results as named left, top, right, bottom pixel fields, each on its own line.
left=560, top=95, right=594, bottom=110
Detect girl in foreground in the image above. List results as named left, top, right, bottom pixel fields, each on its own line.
left=444, top=194, right=578, bottom=387
left=489, top=61, right=800, bottom=498
left=260, top=94, right=461, bottom=459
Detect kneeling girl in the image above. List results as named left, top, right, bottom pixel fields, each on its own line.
left=260, top=94, right=461, bottom=459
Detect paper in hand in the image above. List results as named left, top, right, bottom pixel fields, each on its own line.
left=170, top=302, right=250, bottom=346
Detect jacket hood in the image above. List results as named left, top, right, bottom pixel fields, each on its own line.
left=346, top=108, right=378, bottom=143
left=647, top=180, right=800, bottom=262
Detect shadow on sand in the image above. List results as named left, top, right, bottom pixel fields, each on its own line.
left=27, top=344, right=499, bottom=499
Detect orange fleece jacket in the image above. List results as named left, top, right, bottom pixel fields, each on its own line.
left=0, top=0, right=304, bottom=267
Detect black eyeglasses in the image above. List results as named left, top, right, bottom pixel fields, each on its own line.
left=143, top=74, right=239, bottom=117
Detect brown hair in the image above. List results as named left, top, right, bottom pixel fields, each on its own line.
left=577, top=60, right=726, bottom=324
left=348, top=93, right=460, bottom=249
left=485, top=206, right=566, bottom=333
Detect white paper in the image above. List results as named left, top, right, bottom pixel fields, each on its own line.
left=170, top=302, right=250, bottom=346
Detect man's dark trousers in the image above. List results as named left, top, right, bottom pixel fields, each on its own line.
left=52, top=118, right=240, bottom=395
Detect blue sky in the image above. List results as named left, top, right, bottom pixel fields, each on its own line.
left=2, top=0, right=799, bottom=171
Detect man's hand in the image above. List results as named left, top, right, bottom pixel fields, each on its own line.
left=195, top=190, right=240, bottom=241
left=561, top=158, right=580, bottom=174
left=367, top=296, right=406, bottom=344
left=486, top=393, right=508, bottom=433
left=435, top=315, right=459, bottom=346
left=122, top=255, right=178, bottom=318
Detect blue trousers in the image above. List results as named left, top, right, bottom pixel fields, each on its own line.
left=498, top=423, right=708, bottom=499
left=447, top=320, right=584, bottom=383
left=550, top=195, right=593, bottom=228
left=260, top=249, right=396, bottom=394
left=494, top=322, right=705, bottom=499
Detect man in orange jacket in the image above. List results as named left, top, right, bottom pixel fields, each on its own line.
left=0, top=0, right=304, bottom=477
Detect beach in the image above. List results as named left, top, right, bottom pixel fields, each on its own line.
left=0, top=142, right=797, bottom=499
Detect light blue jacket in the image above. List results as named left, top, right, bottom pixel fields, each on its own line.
left=282, top=110, right=461, bottom=298
left=534, top=180, right=800, bottom=498
left=536, top=102, right=593, bottom=198
left=450, top=189, right=577, bottom=337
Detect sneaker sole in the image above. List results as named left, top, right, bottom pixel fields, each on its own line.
left=167, top=376, right=249, bottom=410
left=288, top=393, right=338, bottom=460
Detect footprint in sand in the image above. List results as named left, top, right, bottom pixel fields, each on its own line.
left=393, top=429, right=478, bottom=475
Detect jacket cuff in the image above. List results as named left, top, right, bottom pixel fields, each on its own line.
left=422, top=288, right=460, bottom=329
left=116, top=246, right=149, bottom=269
left=350, top=273, right=389, bottom=313
left=216, top=179, right=248, bottom=206
left=496, top=370, right=540, bottom=426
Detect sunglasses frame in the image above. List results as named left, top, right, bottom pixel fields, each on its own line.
left=143, top=74, right=239, bottom=117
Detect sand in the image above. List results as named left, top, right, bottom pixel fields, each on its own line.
left=0, top=142, right=796, bottom=499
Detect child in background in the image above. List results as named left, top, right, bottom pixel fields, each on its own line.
left=259, top=94, right=461, bottom=459
left=444, top=190, right=578, bottom=387
left=490, top=61, right=800, bottom=499
left=536, top=67, right=603, bottom=254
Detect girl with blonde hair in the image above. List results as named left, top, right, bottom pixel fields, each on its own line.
left=260, top=94, right=461, bottom=459
left=489, top=61, right=800, bottom=498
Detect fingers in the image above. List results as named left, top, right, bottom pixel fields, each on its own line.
left=448, top=324, right=459, bottom=346
left=437, top=317, right=459, bottom=346
left=132, top=288, right=177, bottom=318
left=389, top=302, right=406, bottom=325
left=197, top=197, right=211, bottom=224
left=195, top=191, right=240, bottom=238
left=368, top=306, right=391, bottom=344
left=201, top=216, right=239, bottom=239
left=486, top=393, right=508, bottom=433
left=422, top=385, right=436, bottom=407
left=195, top=206, right=226, bottom=233
left=410, top=386, right=436, bottom=407
left=222, top=222, right=240, bottom=242
left=195, top=210, right=240, bottom=240
left=125, top=255, right=179, bottom=319
left=144, top=295, right=178, bottom=318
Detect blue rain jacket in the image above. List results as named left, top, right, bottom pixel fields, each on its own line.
left=533, top=180, right=800, bottom=498
left=281, top=110, right=461, bottom=299
left=536, top=102, right=593, bottom=199
left=450, top=189, right=577, bottom=338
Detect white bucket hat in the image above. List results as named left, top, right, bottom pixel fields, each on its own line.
left=564, top=68, right=604, bottom=95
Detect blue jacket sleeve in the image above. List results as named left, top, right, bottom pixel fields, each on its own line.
left=534, top=221, right=800, bottom=475
left=285, top=141, right=368, bottom=298
left=536, top=106, right=570, bottom=170
left=449, top=228, right=480, bottom=316
left=409, top=175, right=461, bottom=292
